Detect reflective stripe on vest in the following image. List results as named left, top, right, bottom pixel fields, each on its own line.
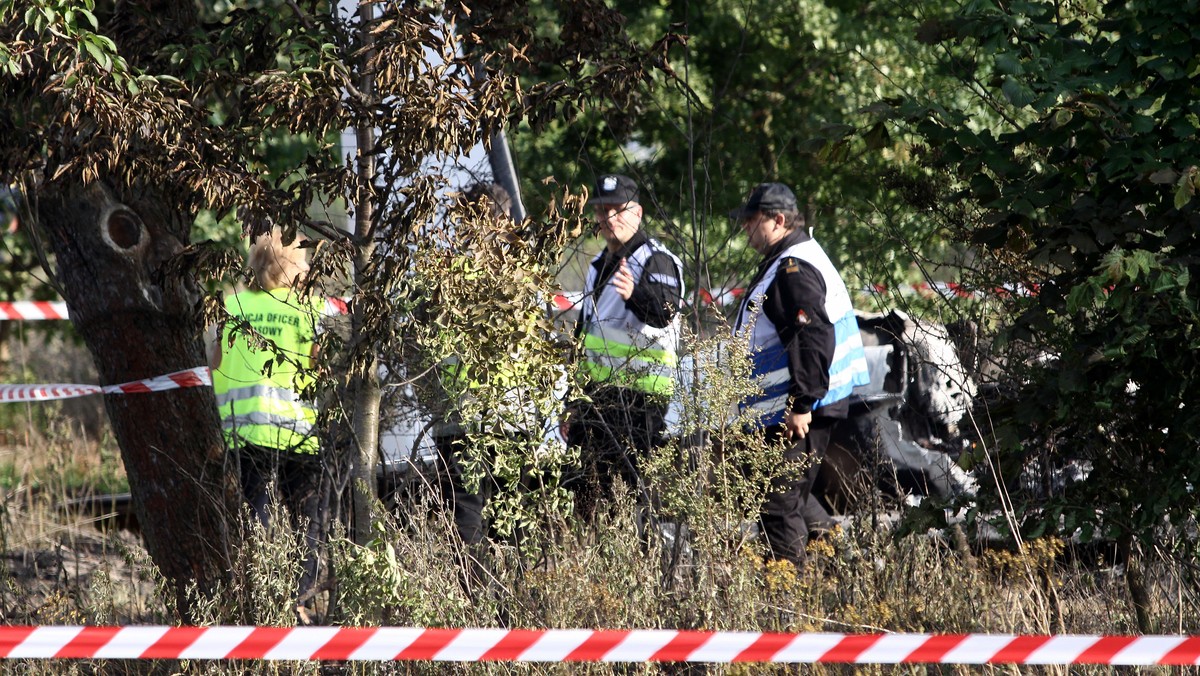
left=580, top=333, right=679, bottom=394
left=211, top=289, right=322, bottom=454
left=580, top=237, right=683, bottom=396
left=217, top=384, right=315, bottom=439
left=735, top=238, right=870, bottom=428
left=434, top=350, right=563, bottom=439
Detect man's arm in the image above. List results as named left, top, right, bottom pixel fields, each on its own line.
left=626, top=252, right=682, bottom=328
left=762, top=257, right=834, bottom=414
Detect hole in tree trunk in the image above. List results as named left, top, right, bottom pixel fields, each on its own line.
left=106, top=209, right=143, bottom=250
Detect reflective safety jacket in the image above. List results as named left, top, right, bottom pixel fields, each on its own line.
left=434, top=347, right=544, bottom=438
left=212, top=289, right=323, bottom=454
left=735, top=237, right=869, bottom=428
left=580, top=236, right=683, bottom=397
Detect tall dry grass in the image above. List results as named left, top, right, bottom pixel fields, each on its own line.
left=3, top=335, right=1200, bottom=675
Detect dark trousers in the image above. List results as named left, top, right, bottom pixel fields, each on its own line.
left=432, top=433, right=544, bottom=595
left=758, top=417, right=839, bottom=567
left=432, top=434, right=494, bottom=546
left=566, top=386, right=667, bottom=522
left=238, top=445, right=326, bottom=603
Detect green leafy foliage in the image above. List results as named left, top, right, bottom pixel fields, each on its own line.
left=875, top=0, right=1200, bottom=552
left=493, top=0, right=969, bottom=309
left=0, top=0, right=694, bottom=608
left=401, top=190, right=586, bottom=536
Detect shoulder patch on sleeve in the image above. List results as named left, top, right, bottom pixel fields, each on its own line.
left=780, top=257, right=802, bottom=275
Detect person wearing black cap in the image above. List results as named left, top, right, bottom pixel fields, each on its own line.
left=566, top=173, right=684, bottom=522
left=730, top=182, right=869, bottom=567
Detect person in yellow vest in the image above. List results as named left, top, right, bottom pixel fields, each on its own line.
left=209, top=228, right=326, bottom=621
left=566, top=174, right=684, bottom=522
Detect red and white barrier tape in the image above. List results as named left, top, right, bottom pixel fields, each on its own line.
left=549, top=282, right=1032, bottom=312
left=0, top=627, right=1198, bottom=664
left=2, top=285, right=1021, bottom=323
left=0, top=298, right=349, bottom=321
left=0, top=301, right=69, bottom=321
left=0, top=367, right=211, bottom=402
left=325, top=297, right=348, bottom=315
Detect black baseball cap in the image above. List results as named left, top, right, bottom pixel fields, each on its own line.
left=588, top=174, right=639, bottom=205
left=728, top=182, right=798, bottom=219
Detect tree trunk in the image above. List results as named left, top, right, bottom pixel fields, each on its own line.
left=1118, top=534, right=1153, bottom=634
left=350, top=361, right=381, bottom=545
left=38, top=181, right=240, bottom=621
left=347, top=175, right=380, bottom=546
left=348, top=0, right=381, bottom=546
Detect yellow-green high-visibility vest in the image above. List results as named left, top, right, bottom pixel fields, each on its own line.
left=579, top=237, right=683, bottom=396
left=212, top=288, right=324, bottom=454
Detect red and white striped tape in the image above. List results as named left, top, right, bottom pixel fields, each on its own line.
left=0, top=301, right=69, bottom=321
left=548, top=281, right=1028, bottom=312
left=0, top=298, right=350, bottom=321
left=0, top=367, right=211, bottom=402
left=325, top=297, right=348, bottom=315
left=1, top=627, right=1198, bottom=664
left=1, top=285, right=1019, bottom=323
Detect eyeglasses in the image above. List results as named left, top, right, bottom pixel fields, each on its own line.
left=594, top=204, right=637, bottom=218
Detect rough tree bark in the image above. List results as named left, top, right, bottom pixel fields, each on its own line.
left=348, top=0, right=381, bottom=546
left=38, top=180, right=240, bottom=621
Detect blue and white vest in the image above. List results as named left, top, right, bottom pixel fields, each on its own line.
left=735, top=238, right=869, bottom=428
left=580, top=238, right=684, bottom=396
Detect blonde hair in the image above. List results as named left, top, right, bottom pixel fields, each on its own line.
left=248, top=229, right=309, bottom=290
